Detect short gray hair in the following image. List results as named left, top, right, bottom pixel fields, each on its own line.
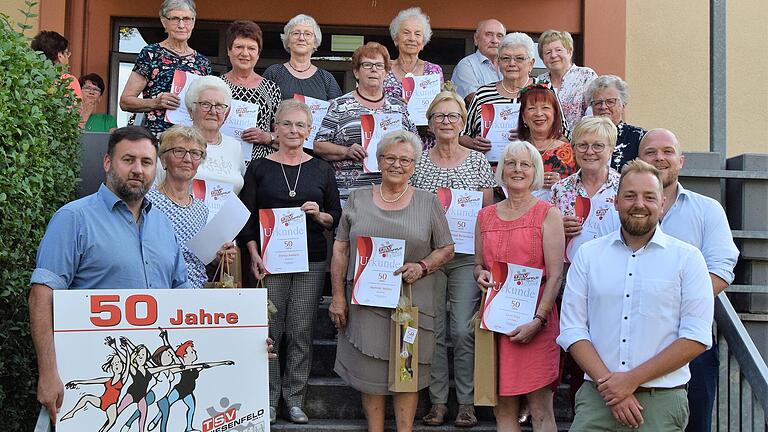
left=498, top=32, right=535, bottom=60
left=494, top=140, right=544, bottom=191
left=389, top=7, right=433, bottom=46
left=184, top=76, right=233, bottom=112
left=275, top=99, right=313, bottom=127
left=280, top=14, right=322, bottom=52
left=376, top=130, right=423, bottom=162
left=159, top=0, right=196, bottom=18
left=587, top=74, right=630, bottom=105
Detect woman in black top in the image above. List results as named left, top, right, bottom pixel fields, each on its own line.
left=238, top=99, right=341, bottom=425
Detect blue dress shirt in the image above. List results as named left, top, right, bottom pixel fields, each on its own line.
left=31, top=184, right=189, bottom=289
left=659, top=183, right=739, bottom=284
left=451, top=51, right=502, bottom=98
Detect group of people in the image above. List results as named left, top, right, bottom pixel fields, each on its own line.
left=29, top=1, right=739, bottom=432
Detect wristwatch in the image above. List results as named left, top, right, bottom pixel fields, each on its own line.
left=418, top=261, right=428, bottom=277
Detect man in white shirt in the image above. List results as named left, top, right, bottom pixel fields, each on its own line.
left=638, top=128, right=739, bottom=432
left=559, top=159, right=714, bottom=431
left=450, top=19, right=505, bottom=99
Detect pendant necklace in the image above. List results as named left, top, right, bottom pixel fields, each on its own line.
left=356, top=89, right=384, bottom=103
left=398, top=59, right=420, bottom=78
left=379, top=185, right=409, bottom=203
left=280, top=155, right=302, bottom=198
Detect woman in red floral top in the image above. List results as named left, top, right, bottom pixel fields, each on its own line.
left=517, top=83, right=576, bottom=201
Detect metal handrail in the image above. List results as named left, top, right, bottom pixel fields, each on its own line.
left=716, top=293, right=768, bottom=430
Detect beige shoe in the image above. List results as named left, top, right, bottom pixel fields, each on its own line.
left=422, top=403, right=448, bottom=426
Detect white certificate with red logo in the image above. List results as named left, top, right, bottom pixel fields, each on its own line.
left=565, top=190, right=620, bottom=262
left=53, top=289, right=270, bottom=432
left=351, top=236, right=406, bottom=308
left=165, top=70, right=201, bottom=125
left=361, top=113, right=403, bottom=173
left=220, top=99, right=260, bottom=145
left=294, top=94, right=330, bottom=150
left=402, top=75, right=441, bottom=126
left=259, top=207, right=309, bottom=274
left=437, top=187, right=483, bottom=255
left=480, top=103, right=520, bottom=162
left=192, top=178, right=235, bottom=223
left=481, top=261, right=542, bottom=333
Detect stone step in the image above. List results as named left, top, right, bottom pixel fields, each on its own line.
left=302, top=377, right=573, bottom=421
left=271, top=418, right=573, bottom=431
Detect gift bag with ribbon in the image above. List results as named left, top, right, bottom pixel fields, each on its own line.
left=473, top=290, right=498, bottom=406
left=205, top=254, right=236, bottom=288
left=388, top=283, right=419, bottom=393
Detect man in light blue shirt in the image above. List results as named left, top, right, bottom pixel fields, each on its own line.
left=450, top=19, right=505, bottom=98
left=638, top=128, right=739, bottom=432
left=29, top=126, right=189, bottom=423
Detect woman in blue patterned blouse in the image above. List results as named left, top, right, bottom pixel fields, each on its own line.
left=146, top=125, right=234, bottom=288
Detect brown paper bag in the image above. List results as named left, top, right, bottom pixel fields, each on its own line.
left=205, top=252, right=235, bottom=288
left=474, top=291, right=498, bottom=406
left=388, top=284, right=419, bottom=393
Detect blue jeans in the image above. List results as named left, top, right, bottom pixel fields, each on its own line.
left=686, top=341, right=718, bottom=432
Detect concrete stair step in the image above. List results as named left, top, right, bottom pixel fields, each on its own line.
left=271, top=418, right=573, bottom=431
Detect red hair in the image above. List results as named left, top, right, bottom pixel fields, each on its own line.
left=517, top=84, right=564, bottom=142
left=351, top=42, right=391, bottom=72
left=176, top=340, right=194, bottom=358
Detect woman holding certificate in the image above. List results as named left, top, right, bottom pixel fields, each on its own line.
left=517, top=82, right=576, bottom=201
left=475, top=141, right=565, bottom=431
left=314, top=42, right=417, bottom=200
left=238, top=99, right=341, bottom=425
left=221, top=20, right=281, bottom=163
left=459, top=33, right=535, bottom=159
left=410, top=91, right=494, bottom=427
left=329, top=130, right=454, bottom=432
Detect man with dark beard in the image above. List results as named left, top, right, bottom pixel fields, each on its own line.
left=638, top=129, right=738, bottom=432
left=29, top=126, right=189, bottom=422
left=558, top=160, right=714, bottom=431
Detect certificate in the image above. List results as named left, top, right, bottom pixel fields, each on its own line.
left=165, top=70, right=201, bottom=126
left=361, top=113, right=403, bottom=172
left=220, top=99, right=260, bottom=145
left=402, top=75, right=441, bottom=126
left=437, top=187, right=483, bottom=255
left=565, top=191, right=620, bottom=262
left=481, top=103, right=520, bottom=162
left=187, top=193, right=250, bottom=264
left=54, top=289, right=270, bottom=432
left=259, top=207, right=309, bottom=274
left=351, top=236, right=406, bottom=308
left=480, top=261, right=542, bottom=333
left=192, top=178, right=235, bottom=222
left=294, top=94, right=330, bottom=150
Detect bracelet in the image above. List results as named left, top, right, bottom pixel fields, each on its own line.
left=418, top=261, right=428, bottom=277
left=533, top=313, right=548, bottom=326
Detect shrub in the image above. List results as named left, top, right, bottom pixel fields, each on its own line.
left=0, top=8, right=81, bottom=429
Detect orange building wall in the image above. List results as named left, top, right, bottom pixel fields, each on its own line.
left=55, top=0, right=624, bottom=113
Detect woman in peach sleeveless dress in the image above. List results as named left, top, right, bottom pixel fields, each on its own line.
left=475, top=140, right=565, bottom=431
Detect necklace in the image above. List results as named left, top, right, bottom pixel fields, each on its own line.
left=158, top=183, right=192, bottom=207
left=279, top=155, right=303, bottom=198
left=397, top=58, right=420, bottom=77
left=379, top=184, right=409, bottom=203
left=356, top=89, right=385, bottom=103
left=287, top=61, right=312, bottom=73
left=500, top=77, right=531, bottom=96
left=207, top=133, right=222, bottom=146
left=162, top=42, right=190, bottom=56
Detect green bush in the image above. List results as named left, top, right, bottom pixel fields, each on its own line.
left=0, top=10, right=81, bottom=429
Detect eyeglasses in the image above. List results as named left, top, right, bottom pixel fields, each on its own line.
left=290, top=31, right=314, bottom=39
left=429, top=112, right=463, bottom=124
left=195, top=101, right=229, bottom=114
left=277, top=120, right=309, bottom=130
left=82, top=85, right=102, bottom=94
left=498, top=55, right=530, bottom=64
left=380, top=155, right=414, bottom=167
left=574, top=142, right=607, bottom=153
left=360, top=62, right=386, bottom=71
left=164, top=147, right=204, bottom=161
left=504, top=159, right=534, bottom=170
left=590, top=98, right=620, bottom=108
left=164, top=15, right=195, bottom=25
